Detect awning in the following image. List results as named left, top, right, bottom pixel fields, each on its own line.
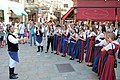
left=76, top=8, right=116, bottom=21
left=0, top=6, right=7, bottom=10
left=117, top=8, right=120, bottom=21
left=62, top=7, right=116, bottom=21
left=62, top=8, right=74, bottom=20
left=10, top=7, right=28, bottom=16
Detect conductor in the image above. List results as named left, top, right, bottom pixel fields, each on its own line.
left=7, top=25, right=25, bottom=79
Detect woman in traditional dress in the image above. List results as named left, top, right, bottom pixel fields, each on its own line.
left=85, top=26, right=97, bottom=66
left=60, top=25, right=68, bottom=57
left=54, top=25, right=61, bottom=55
left=73, top=28, right=86, bottom=63
left=92, top=25, right=106, bottom=73
left=99, top=32, right=119, bottom=80
left=68, top=29, right=78, bottom=60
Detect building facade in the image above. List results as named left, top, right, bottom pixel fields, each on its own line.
left=62, top=0, right=120, bottom=22
left=0, top=0, right=27, bottom=24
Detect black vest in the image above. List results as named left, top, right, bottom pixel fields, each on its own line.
left=36, top=27, right=43, bottom=37
left=7, top=33, right=19, bottom=52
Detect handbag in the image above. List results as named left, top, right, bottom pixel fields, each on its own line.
left=112, top=44, right=117, bottom=68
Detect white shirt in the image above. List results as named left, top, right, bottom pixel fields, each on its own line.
left=104, top=41, right=119, bottom=51
left=96, top=33, right=104, bottom=41
left=19, top=24, right=25, bottom=34
left=89, top=32, right=97, bottom=37
left=8, top=34, right=19, bottom=44
left=46, top=25, right=55, bottom=36
left=83, top=32, right=87, bottom=40
left=95, top=39, right=107, bottom=47
left=72, top=33, right=78, bottom=38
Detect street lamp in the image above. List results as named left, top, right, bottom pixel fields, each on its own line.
left=74, top=8, right=78, bottom=24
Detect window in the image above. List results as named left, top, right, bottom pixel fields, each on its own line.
left=64, top=4, right=68, bottom=8
left=0, top=10, right=4, bottom=22
left=27, top=0, right=34, bottom=3
left=9, top=0, right=19, bottom=2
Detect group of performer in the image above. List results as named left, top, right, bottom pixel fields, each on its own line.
left=6, top=20, right=120, bottom=80
left=42, top=21, right=120, bottom=80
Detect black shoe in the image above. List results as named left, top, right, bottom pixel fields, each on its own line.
left=37, top=46, right=40, bottom=52
left=13, top=73, right=18, bottom=76
left=69, top=58, right=74, bottom=60
left=51, top=51, right=53, bottom=53
left=45, top=51, right=48, bottom=53
left=77, top=60, right=82, bottom=63
left=9, top=75, right=18, bottom=79
left=37, top=50, right=40, bottom=52
left=87, top=64, right=93, bottom=67
left=41, top=46, right=43, bottom=52
left=54, top=52, right=57, bottom=54
left=61, top=55, right=66, bottom=57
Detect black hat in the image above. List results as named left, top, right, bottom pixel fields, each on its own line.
left=56, top=24, right=61, bottom=27
left=49, top=20, right=52, bottom=23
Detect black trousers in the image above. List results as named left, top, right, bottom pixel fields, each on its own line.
left=46, top=36, right=54, bottom=52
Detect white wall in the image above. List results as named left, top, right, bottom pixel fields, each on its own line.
left=0, top=0, right=25, bottom=23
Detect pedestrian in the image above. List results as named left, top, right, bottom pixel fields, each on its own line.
left=18, top=22, right=25, bottom=39
left=29, top=21, right=36, bottom=46
left=24, top=28, right=29, bottom=43
left=0, top=22, right=4, bottom=48
left=7, top=25, right=24, bottom=79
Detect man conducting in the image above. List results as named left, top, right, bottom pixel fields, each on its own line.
left=7, top=25, right=25, bottom=79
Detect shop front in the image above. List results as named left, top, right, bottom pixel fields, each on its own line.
left=62, top=0, right=120, bottom=23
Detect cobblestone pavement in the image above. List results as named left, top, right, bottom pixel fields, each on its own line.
left=0, top=43, right=120, bottom=80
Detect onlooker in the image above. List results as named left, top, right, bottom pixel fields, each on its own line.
left=18, top=22, right=25, bottom=39
left=29, top=21, right=36, bottom=46
left=0, top=22, right=4, bottom=48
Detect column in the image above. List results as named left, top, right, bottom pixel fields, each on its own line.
left=4, top=9, right=10, bottom=24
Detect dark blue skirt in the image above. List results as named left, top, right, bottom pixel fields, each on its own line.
left=85, top=38, right=90, bottom=62
left=72, top=39, right=82, bottom=59
left=68, top=39, right=76, bottom=56
left=53, top=35, right=58, bottom=51
left=9, top=51, right=19, bottom=62
left=60, top=35, right=67, bottom=54
left=36, top=35, right=42, bottom=44
left=92, top=52, right=101, bottom=73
